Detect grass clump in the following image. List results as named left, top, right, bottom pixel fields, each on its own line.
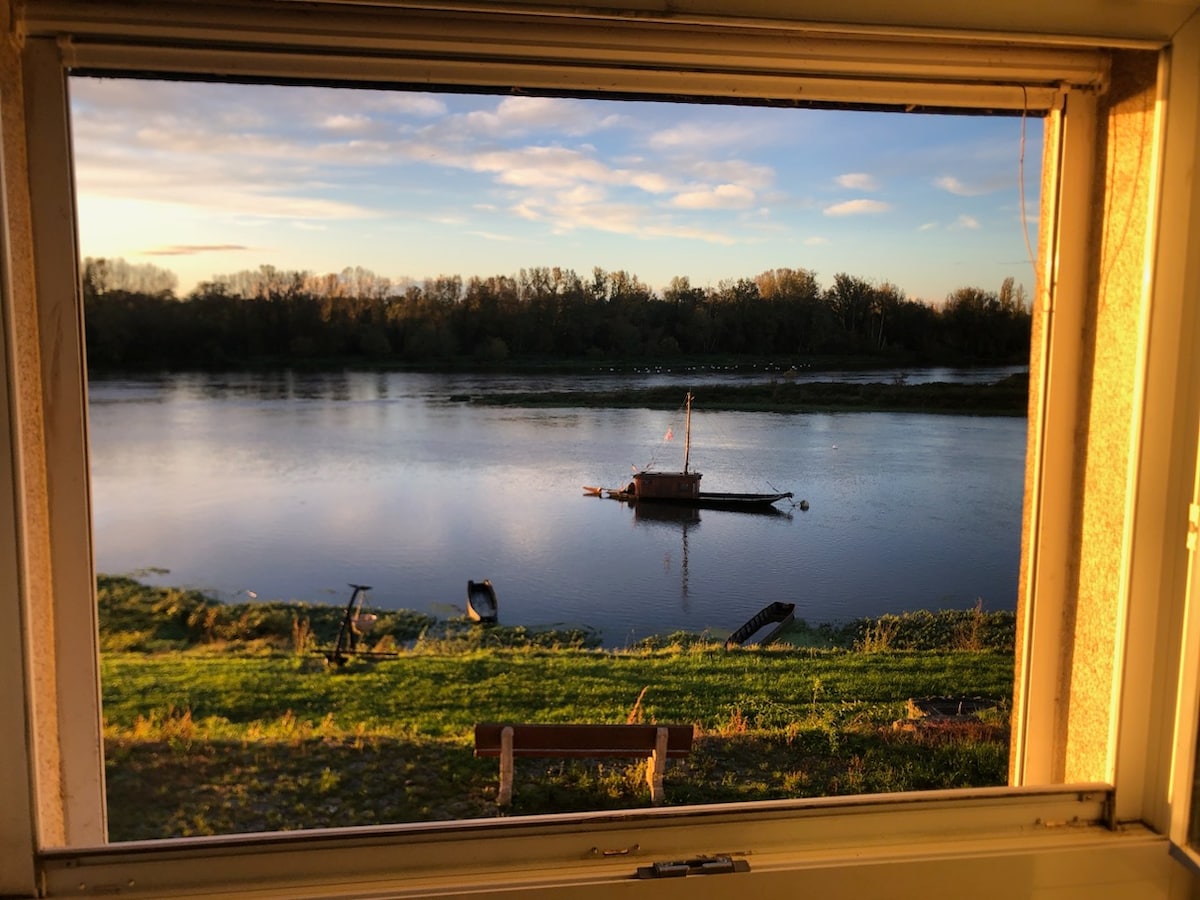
left=779, top=602, right=1014, bottom=653
left=98, top=575, right=436, bottom=653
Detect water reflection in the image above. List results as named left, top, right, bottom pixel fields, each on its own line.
left=88, top=371, right=1025, bottom=646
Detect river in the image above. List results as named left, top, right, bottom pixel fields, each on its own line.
left=87, top=369, right=1026, bottom=645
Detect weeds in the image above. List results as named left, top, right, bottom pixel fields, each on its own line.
left=952, top=599, right=986, bottom=651
left=626, top=686, right=649, bottom=724
left=291, top=616, right=313, bottom=655
left=855, top=616, right=901, bottom=652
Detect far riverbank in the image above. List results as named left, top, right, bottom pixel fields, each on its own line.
left=463, top=372, right=1029, bottom=416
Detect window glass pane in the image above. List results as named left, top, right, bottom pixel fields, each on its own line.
left=73, top=77, right=1039, bottom=839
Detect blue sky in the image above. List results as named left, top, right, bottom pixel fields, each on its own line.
left=69, top=78, right=1042, bottom=303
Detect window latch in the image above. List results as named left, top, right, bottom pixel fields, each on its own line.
left=635, top=855, right=750, bottom=878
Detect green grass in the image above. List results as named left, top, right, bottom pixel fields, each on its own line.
left=101, top=646, right=1013, bottom=840
left=104, top=721, right=1010, bottom=839
left=98, top=577, right=1017, bottom=841
left=101, top=647, right=1014, bottom=736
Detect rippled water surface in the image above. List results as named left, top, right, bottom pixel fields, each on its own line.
left=89, top=369, right=1026, bottom=645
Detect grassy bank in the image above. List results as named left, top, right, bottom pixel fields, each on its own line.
left=99, top=577, right=1016, bottom=840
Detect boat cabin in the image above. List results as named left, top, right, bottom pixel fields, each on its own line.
left=631, top=470, right=702, bottom=501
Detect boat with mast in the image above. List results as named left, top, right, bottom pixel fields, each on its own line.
left=593, top=392, right=794, bottom=511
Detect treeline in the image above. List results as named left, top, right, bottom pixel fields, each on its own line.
left=82, top=259, right=1032, bottom=370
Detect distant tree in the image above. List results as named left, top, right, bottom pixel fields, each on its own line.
left=941, top=283, right=1029, bottom=361
left=82, top=257, right=178, bottom=297
left=754, top=268, right=824, bottom=353
left=998, top=275, right=1029, bottom=313
left=824, top=273, right=877, bottom=350
left=79, top=255, right=1034, bottom=369
left=754, top=267, right=819, bottom=302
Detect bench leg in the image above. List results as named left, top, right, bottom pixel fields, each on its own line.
left=646, top=726, right=668, bottom=804
left=498, top=726, right=514, bottom=806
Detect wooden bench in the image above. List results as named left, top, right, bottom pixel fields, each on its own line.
left=474, top=723, right=693, bottom=806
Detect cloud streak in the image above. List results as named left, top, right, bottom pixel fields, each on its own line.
left=934, top=174, right=1005, bottom=197
left=824, top=199, right=891, bottom=216
left=143, top=244, right=252, bottom=256
left=835, top=172, right=879, bottom=191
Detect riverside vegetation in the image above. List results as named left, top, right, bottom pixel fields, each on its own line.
left=100, top=576, right=1016, bottom=841
left=82, top=260, right=1030, bottom=371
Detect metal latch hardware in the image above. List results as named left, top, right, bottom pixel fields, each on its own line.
left=635, top=855, right=750, bottom=878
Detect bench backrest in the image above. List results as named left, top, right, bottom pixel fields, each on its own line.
left=474, top=723, right=693, bottom=759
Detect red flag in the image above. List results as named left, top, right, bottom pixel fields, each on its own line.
left=665, top=428, right=673, bottom=441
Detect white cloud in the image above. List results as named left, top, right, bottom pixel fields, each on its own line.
left=559, top=184, right=607, bottom=204
left=462, top=96, right=620, bottom=138
left=509, top=194, right=737, bottom=244
left=322, top=114, right=372, bottom=132
left=823, top=199, right=891, bottom=216
left=142, top=243, right=252, bottom=256
left=462, top=146, right=609, bottom=188
left=630, top=172, right=672, bottom=194
left=671, top=183, right=755, bottom=210
left=647, top=121, right=756, bottom=151
left=466, top=230, right=519, bottom=242
left=918, top=221, right=939, bottom=231
left=804, top=236, right=830, bottom=246
left=689, top=159, right=774, bottom=190
left=835, top=172, right=879, bottom=191
left=935, top=175, right=997, bottom=197
left=953, top=215, right=981, bottom=230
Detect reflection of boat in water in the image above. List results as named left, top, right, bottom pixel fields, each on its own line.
left=589, top=392, right=794, bottom=512
left=632, top=502, right=701, bottom=526
left=466, top=579, right=498, bottom=623
left=724, top=601, right=796, bottom=649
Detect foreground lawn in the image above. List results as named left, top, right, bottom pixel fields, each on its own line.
left=102, top=646, right=1013, bottom=840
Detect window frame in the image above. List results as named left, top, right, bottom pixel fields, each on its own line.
left=6, top=2, right=1200, bottom=896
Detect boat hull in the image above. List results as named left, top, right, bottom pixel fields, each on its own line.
left=725, top=601, right=796, bottom=649
left=623, top=490, right=793, bottom=511
left=466, top=579, right=498, bottom=623
left=692, top=491, right=792, bottom=510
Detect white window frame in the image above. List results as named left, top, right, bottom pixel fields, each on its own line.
left=5, top=2, right=1200, bottom=897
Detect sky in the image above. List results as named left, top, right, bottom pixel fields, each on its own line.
left=69, top=77, right=1043, bottom=304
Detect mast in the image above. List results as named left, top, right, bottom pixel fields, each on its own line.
left=683, top=391, right=692, bottom=474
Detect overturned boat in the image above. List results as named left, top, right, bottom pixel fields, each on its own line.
left=724, top=601, right=796, bottom=649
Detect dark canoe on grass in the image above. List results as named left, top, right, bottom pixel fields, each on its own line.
left=724, top=601, right=796, bottom=650
left=467, top=579, right=498, bottom=623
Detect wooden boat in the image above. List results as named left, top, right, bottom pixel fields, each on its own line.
left=600, top=392, right=794, bottom=511
left=724, top=601, right=796, bottom=649
left=466, top=579, right=498, bottom=623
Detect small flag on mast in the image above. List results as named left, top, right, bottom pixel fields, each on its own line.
left=664, top=428, right=673, bottom=441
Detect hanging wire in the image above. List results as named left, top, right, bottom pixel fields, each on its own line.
left=1019, top=85, right=1038, bottom=283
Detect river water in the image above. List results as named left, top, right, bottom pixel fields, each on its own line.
left=87, top=369, right=1026, bottom=646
